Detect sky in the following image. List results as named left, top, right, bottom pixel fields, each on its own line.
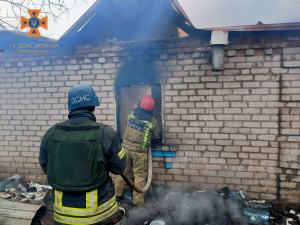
left=0, top=0, right=97, bottom=40
left=1, top=0, right=300, bottom=40
left=179, top=0, right=300, bottom=29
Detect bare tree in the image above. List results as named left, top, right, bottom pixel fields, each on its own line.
left=0, top=0, right=79, bottom=31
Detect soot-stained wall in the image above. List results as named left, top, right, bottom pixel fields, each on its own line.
left=1, top=31, right=300, bottom=202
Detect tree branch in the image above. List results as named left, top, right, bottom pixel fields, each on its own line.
left=0, top=0, right=76, bottom=31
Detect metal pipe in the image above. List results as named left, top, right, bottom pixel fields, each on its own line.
left=120, top=146, right=152, bottom=193
left=210, top=30, right=228, bottom=71
left=212, top=45, right=225, bottom=71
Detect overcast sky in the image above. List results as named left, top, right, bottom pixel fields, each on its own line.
left=179, top=0, right=300, bottom=29
left=0, top=0, right=96, bottom=40
left=1, top=0, right=300, bottom=40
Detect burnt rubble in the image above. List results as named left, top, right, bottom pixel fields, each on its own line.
left=0, top=176, right=52, bottom=206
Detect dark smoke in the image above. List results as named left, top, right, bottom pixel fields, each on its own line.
left=115, top=59, right=161, bottom=88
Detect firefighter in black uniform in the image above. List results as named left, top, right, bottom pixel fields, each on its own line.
left=39, top=84, right=126, bottom=225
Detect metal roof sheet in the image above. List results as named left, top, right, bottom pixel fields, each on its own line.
left=170, top=0, right=194, bottom=27
left=203, top=22, right=300, bottom=31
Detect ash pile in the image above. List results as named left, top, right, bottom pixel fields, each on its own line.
left=0, top=175, right=52, bottom=205
left=121, top=185, right=300, bottom=225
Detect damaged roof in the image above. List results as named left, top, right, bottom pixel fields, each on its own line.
left=2, top=1, right=300, bottom=46
left=58, top=0, right=300, bottom=45
left=58, top=0, right=197, bottom=44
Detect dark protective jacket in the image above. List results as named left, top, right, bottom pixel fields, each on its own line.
left=47, top=120, right=109, bottom=192
left=122, top=107, right=160, bottom=152
left=39, top=110, right=126, bottom=225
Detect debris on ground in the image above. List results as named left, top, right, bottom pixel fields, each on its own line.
left=119, top=184, right=300, bottom=225
left=0, top=175, right=51, bottom=224
left=0, top=175, right=22, bottom=192
left=0, top=192, right=12, bottom=199
left=0, top=175, right=52, bottom=206
left=2, top=174, right=300, bottom=225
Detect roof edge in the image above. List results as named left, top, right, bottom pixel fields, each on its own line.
left=58, top=0, right=103, bottom=41
left=203, top=22, right=300, bottom=32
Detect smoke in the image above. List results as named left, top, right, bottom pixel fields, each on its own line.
left=125, top=185, right=235, bottom=225
left=114, top=60, right=160, bottom=88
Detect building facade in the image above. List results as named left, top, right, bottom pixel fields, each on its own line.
left=1, top=30, right=300, bottom=202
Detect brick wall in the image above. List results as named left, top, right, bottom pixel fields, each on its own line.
left=1, top=31, right=300, bottom=202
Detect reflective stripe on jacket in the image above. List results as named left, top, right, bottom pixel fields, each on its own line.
left=39, top=110, right=126, bottom=225
left=53, top=181, right=118, bottom=225
left=122, top=112, right=160, bottom=152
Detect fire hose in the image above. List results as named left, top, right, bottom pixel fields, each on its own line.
left=120, top=146, right=152, bottom=193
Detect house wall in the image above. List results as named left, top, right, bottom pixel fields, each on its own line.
left=1, top=32, right=300, bottom=202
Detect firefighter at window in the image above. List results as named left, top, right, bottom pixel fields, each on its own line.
left=39, top=84, right=126, bottom=225
left=115, top=96, right=160, bottom=206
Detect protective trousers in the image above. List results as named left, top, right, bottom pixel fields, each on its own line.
left=115, top=149, right=148, bottom=206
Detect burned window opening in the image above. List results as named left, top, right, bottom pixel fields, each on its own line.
left=116, top=84, right=163, bottom=144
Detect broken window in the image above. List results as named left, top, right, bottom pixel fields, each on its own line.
left=116, top=84, right=162, bottom=142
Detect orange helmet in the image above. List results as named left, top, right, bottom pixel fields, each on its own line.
left=139, top=96, right=155, bottom=111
